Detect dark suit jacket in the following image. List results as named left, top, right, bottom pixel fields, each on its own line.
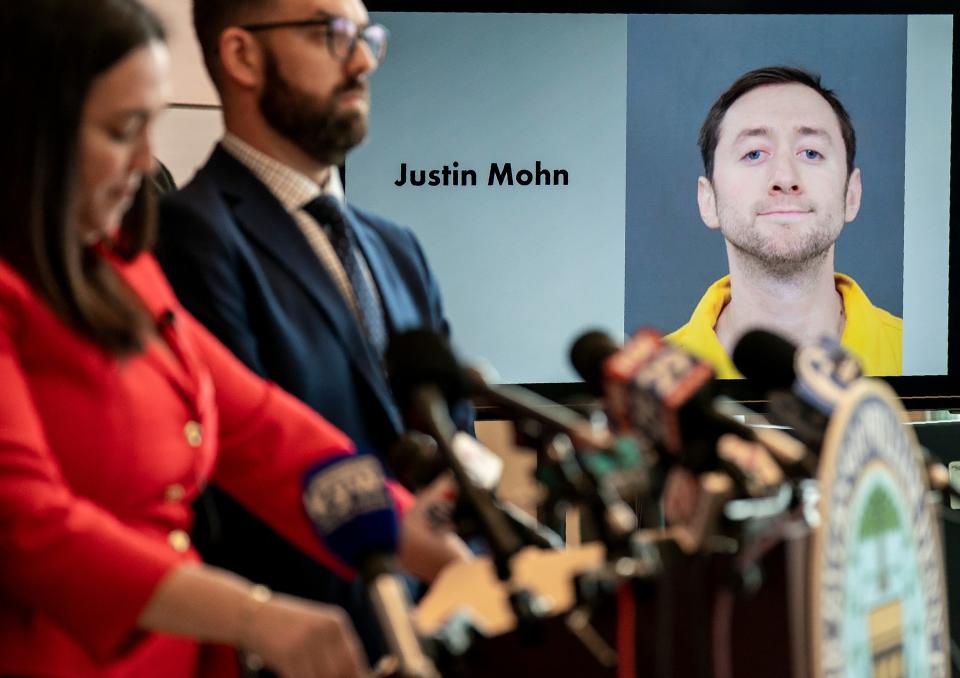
left=157, top=145, right=456, bottom=453
left=156, top=144, right=467, bottom=660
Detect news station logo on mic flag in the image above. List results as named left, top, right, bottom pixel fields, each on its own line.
left=603, top=329, right=713, bottom=454
left=302, top=454, right=398, bottom=567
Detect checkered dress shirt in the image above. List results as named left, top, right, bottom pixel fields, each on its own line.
left=220, top=133, right=384, bottom=328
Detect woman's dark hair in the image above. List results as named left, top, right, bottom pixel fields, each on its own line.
left=0, top=0, right=166, bottom=355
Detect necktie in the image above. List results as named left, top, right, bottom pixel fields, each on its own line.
left=302, top=195, right=388, bottom=355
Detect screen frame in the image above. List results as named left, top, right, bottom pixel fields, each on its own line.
left=362, top=1, right=960, bottom=411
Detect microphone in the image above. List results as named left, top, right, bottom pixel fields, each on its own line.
left=386, top=431, right=443, bottom=492
left=731, top=330, right=862, bottom=450
left=462, top=366, right=613, bottom=452
left=388, top=428, right=558, bottom=548
left=385, top=331, right=565, bottom=637
left=387, top=430, right=504, bottom=493
left=733, top=330, right=862, bottom=415
left=464, top=367, right=648, bottom=543
left=303, top=454, right=438, bottom=678
left=385, top=330, right=526, bottom=579
left=732, top=329, right=956, bottom=496
left=570, top=328, right=815, bottom=486
left=568, top=330, right=617, bottom=399
left=572, top=328, right=732, bottom=468
left=496, top=496, right=566, bottom=550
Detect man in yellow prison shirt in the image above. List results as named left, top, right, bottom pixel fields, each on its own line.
left=666, top=66, right=902, bottom=378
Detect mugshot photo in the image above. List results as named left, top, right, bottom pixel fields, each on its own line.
left=625, top=14, right=912, bottom=376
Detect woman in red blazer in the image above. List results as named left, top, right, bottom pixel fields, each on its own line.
left=0, top=1, right=462, bottom=676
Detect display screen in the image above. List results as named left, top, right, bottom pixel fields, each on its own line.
left=345, top=10, right=955, bottom=399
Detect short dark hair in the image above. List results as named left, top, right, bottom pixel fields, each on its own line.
left=698, top=66, right=857, bottom=180
left=0, top=0, right=165, bottom=355
left=193, top=0, right=276, bottom=88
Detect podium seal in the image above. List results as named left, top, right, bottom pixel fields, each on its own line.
left=811, top=379, right=948, bottom=677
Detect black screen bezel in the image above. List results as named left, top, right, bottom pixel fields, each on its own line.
left=363, top=1, right=960, bottom=411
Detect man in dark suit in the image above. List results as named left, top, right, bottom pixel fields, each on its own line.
left=156, top=0, right=470, bottom=661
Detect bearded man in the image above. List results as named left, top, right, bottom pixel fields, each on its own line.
left=156, top=0, right=471, bottom=661
left=667, top=66, right=902, bottom=378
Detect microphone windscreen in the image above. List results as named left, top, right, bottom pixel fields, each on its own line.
left=302, top=453, right=398, bottom=569
left=386, top=432, right=442, bottom=491
left=569, top=330, right=619, bottom=396
left=385, top=329, right=466, bottom=411
left=731, top=329, right=797, bottom=390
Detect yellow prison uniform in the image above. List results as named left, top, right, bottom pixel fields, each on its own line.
left=666, top=273, right=902, bottom=379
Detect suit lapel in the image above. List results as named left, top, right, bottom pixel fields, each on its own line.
left=204, top=147, right=401, bottom=428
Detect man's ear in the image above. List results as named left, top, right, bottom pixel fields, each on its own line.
left=698, top=176, right=721, bottom=230
left=217, top=27, right=265, bottom=90
left=844, top=167, right=862, bottom=223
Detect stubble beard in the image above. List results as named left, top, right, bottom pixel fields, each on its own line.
left=717, top=198, right=845, bottom=280
left=258, top=48, right=368, bottom=167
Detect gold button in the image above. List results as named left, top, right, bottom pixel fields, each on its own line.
left=164, top=483, right=186, bottom=502
left=168, top=529, right=191, bottom=553
left=183, top=421, right=203, bottom=448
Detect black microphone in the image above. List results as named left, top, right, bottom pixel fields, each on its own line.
left=462, top=366, right=612, bottom=452
left=569, top=330, right=617, bottom=399
left=303, top=453, right=438, bottom=678
left=386, top=431, right=444, bottom=491
left=387, top=429, right=506, bottom=495
left=388, top=425, right=561, bottom=548
left=385, top=331, right=563, bottom=637
left=732, top=330, right=862, bottom=414
left=732, top=330, right=862, bottom=449
left=385, top=330, right=525, bottom=580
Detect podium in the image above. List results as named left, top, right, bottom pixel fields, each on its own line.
left=809, top=379, right=949, bottom=677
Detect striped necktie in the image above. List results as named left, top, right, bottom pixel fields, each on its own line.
left=302, top=195, right=388, bottom=355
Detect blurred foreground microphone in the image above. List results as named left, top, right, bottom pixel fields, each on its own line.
left=388, top=430, right=504, bottom=493
left=388, top=429, right=559, bottom=549
left=385, top=330, right=527, bottom=578
left=461, top=366, right=612, bottom=452
left=303, top=454, right=438, bottom=678
left=732, top=330, right=861, bottom=449
left=387, top=331, right=568, bottom=633
left=570, top=329, right=814, bottom=483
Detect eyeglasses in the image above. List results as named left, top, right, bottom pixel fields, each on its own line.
left=239, top=15, right=389, bottom=65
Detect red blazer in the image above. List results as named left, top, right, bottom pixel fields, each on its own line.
left=0, top=254, right=411, bottom=677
